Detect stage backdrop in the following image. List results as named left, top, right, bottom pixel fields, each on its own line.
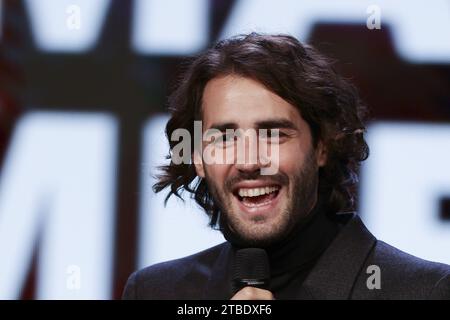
left=0, top=0, right=449, bottom=299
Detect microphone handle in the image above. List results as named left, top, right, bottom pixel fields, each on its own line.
left=233, top=278, right=270, bottom=293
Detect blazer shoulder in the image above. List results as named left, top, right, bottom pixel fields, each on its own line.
left=373, top=240, right=450, bottom=275
left=122, top=242, right=228, bottom=299
left=361, top=240, right=450, bottom=299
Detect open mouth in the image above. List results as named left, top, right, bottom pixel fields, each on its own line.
left=233, top=185, right=281, bottom=208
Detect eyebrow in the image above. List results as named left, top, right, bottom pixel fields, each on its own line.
left=255, top=119, right=298, bottom=131
left=208, top=122, right=238, bottom=132
left=208, top=118, right=298, bottom=132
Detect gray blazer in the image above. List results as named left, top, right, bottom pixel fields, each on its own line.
left=122, top=215, right=450, bottom=299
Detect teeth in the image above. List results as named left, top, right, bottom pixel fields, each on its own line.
left=237, top=186, right=279, bottom=198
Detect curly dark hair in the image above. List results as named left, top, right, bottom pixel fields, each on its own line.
left=153, top=32, right=369, bottom=228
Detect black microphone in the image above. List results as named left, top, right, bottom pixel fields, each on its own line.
left=232, top=248, right=270, bottom=293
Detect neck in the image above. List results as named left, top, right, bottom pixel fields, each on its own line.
left=265, top=196, right=339, bottom=275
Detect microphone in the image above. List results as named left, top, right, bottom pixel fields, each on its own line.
left=232, top=248, right=270, bottom=293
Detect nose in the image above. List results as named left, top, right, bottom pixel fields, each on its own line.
left=235, top=161, right=261, bottom=175
left=233, top=132, right=265, bottom=174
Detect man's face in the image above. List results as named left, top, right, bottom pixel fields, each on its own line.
left=194, top=75, right=327, bottom=246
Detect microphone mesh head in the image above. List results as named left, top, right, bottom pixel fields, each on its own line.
left=233, top=248, right=270, bottom=281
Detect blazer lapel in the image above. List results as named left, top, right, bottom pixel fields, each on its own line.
left=203, top=242, right=235, bottom=299
left=202, top=215, right=376, bottom=300
left=299, top=215, right=377, bottom=299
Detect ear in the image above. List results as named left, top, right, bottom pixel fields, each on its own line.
left=316, top=140, right=328, bottom=168
left=192, top=150, right=205, bottom=178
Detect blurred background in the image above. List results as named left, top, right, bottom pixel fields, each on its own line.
left=0, top=0, right=449, bottom=299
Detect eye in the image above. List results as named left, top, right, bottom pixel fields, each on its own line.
left=277, top=131, right=288, bottom=138
left=223, top=133, right=236, bottom=141
left=259, top=129, right=290, bottom=144
left=260, top=129, right=283, bottom=138
left=212, top=132, right=235, bottom=147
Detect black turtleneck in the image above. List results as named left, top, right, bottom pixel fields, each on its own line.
left=223, top=196, right=343, bottom=299
left=266, top=197, right=341, bottom=299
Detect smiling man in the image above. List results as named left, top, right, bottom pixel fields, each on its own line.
left=197, top=75, right=327, bottom=250
left=123, top=33, right=450, bottom=300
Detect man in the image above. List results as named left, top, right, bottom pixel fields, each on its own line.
left=123, top=33, right=450, bottom=300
